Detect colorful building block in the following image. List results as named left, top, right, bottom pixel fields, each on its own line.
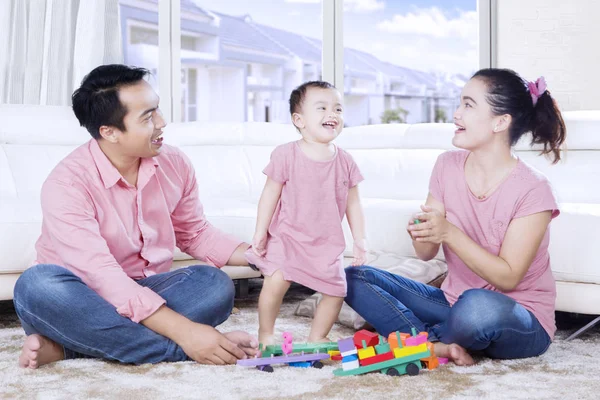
left=341, top=348, right=358, bottom=358
left=337, top=337, right=356, bottom=353
left=357, top=346, right=376, bottom=360
left=342, top=354, right=359, bottom=363
left=328, top=350, right=341, bottom=357
left=393, top=343, right=428, bottom=358
left=405, top=334, right=427, bottom=347
left=387, top=332, right=410, bottom=349
left=359, top=351, right=395, bottom=366
left=342, top=359, right=360, bottom=371
left=353, top=329, right=379, bottom=348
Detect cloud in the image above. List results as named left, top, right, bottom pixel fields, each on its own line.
left=377, top=7, right=477, bottom=42
left=344, top=0, right=385, bottom=13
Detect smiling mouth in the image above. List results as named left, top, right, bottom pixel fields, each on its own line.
left=322, top=121, right=337, bottom=129
left=151, top=134, right=163, bottom=145
left=455, top=124, right=466, bottom=132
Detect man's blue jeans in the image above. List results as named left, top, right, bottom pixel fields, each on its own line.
left=13, top=264, right=235, bottom=364
left=345, top=266, right=551, bottom=359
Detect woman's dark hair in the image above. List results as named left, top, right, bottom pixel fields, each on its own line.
left=289, top=80, right=335, bottom=115
left=472, top=68, right=566, bottom=163
left=72, top=64, right=150, bottom=139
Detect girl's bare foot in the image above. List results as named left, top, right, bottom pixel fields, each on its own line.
left=258, top=332, right=275, bottom=349
left=19, top=334, right=64, bottom=369
left=434, top=342, right=475, bottom=366
left=307, top=336, right=332, bottom=343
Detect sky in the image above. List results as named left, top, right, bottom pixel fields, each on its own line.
left=192, top=0, right=478, bottom=76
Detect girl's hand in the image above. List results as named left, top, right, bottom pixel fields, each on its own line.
left=351, top=239, right=368, bottom=266
left=408, top=205, right=451, bottom=244
left=251, top=232, right=268, bottom=257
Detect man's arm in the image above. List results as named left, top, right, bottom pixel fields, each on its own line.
left=171, top=154, right=246, bottom=267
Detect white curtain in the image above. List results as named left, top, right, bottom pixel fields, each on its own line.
left=0, top=0, right=123, bottom=105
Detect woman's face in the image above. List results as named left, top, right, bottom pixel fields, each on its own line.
left=452, top=78, right=503, bottom=151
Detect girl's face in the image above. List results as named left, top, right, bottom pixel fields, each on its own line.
left=453, top=78, right=507, bottom=151
left=292, top=87, right=344, bottom=144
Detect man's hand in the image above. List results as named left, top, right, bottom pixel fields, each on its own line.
left=223, top=331, right=260, bottom=358
left=178, top=324, right=248, bottom=365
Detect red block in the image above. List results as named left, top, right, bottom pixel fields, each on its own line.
left=353, top=329, right=379, bottom=349
left=359, top=351, right=395, bottom=367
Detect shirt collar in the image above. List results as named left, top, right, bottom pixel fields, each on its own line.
left=89, top=139, right=159, bottom=189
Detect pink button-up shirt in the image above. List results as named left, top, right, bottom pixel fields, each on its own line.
left=35, top=139, right=242, bottom=323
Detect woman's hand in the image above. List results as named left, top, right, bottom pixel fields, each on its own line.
left=408, top=205, right=453, bottom=244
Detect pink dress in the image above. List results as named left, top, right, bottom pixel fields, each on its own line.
left=246, top=141, right=364, bottom=297
left=430, top=150, right=560, bottom=338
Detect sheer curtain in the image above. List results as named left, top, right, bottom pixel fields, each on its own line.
left=0, top=0, right=123, bottom=105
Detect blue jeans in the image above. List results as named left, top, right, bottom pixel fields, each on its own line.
left=13, top=264, right=235, bottom=364
left=345, top=266, right=551, bottom=359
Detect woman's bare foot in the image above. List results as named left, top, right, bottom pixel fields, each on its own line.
left=434, top=342, right=475, bottom=366
left=19, top=334, right=64, bottom=369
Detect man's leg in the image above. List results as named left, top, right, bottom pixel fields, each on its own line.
left=433, top=288, right=552, bottom=359
left=345, top=266, right=451, bottom=339
left=14, top=264, right=234, bottom=366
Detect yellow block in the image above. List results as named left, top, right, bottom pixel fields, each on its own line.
left=393, top=343, right=428, bottom=359
left=328, top=350, right=341, bottom=356
left=357, top=346, right=376, bottom=360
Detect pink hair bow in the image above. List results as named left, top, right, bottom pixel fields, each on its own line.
left=527, top=76, right=547, bottom=106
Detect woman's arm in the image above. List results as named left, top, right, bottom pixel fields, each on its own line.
left=410, top=194, right=444, bottom=261
left=410, top=209, right=552, bottom=291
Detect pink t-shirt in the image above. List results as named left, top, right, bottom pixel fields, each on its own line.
left=246, top=141, right=364, bottom=297
left=430, top=150, right=559, bottom=339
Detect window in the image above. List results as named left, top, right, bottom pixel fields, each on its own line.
left=178, top=0, right=323, bottom=123
left=343, top=0, right=478, bottom=126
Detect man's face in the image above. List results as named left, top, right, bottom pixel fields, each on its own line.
left=114, top=80, right=166, bottom=158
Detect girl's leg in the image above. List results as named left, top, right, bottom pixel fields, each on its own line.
left=257, top=270, right=291, bottom=347
left=308, top=294, right=344, bottom=342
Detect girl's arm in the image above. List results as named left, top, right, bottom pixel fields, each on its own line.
left=346, top=185, right=367, bottom=266
left=251, top=177, right=283, bottom=256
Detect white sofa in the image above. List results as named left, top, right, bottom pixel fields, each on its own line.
left=1, top=105, right=599, bottom=336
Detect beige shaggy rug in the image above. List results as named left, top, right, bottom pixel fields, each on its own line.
left=1, top=280, right=599, bottom=400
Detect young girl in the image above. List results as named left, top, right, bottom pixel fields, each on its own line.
left=246, top=81, right=367, bottom=346
left=345, top=68, right=566, bottom=366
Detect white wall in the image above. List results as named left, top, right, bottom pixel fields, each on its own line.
left=496, top=0, right=600, bottom=111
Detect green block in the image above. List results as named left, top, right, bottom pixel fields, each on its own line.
left=375, top=343, right=391, bottom=355
left=262, top=342, right=339, bottom=357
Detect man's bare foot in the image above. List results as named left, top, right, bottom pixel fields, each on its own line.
left=434, top=342, right=475, bottom=366
left=19, top=334, right=64, bottom=369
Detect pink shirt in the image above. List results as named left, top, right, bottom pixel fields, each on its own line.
left=35, top=140, right=242, bottom=322
left=245, top=141, right=364, bottom=296
left=430, top=150, right=559, bottom=338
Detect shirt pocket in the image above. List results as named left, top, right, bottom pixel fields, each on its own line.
left=488, top=218, right=507, bottom=247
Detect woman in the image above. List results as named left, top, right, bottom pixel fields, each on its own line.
left=345, top=68, right=566, bottom=365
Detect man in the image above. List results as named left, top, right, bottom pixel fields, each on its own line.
left=13, top=64, right=258, bottom=368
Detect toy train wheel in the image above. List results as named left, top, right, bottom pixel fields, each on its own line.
left=258, top=365, right=274, bottom=373
left=386, top=368, right=400, bottom=376
left=406, top=363, right=420, bottom=376
left=311, top=361, right=324, bottom=369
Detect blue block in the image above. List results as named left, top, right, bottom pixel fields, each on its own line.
left=288, top=361, right=311, bottom=368
left=342, top=354, right=358, bottom=363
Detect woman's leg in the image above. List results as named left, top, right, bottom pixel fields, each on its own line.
left=434, top=288, right=551, bottom=359
left=345, top=266, right=451, bottom=339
